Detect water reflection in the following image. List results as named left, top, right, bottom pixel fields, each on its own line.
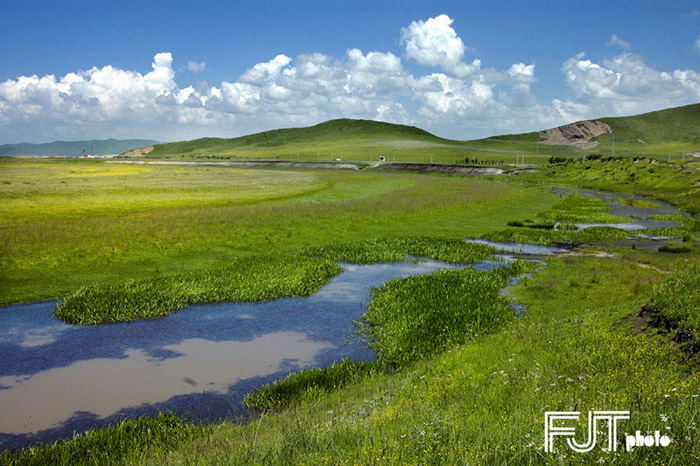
left=0, top=259, right=463, bottom=450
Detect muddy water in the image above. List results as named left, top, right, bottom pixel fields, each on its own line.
left=0, top=259, right=468, bottom=449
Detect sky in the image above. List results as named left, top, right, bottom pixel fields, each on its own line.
left=1, top=0, right=699, bottom=144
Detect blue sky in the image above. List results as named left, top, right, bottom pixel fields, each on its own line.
left=1, top=0, right=699, bottom=143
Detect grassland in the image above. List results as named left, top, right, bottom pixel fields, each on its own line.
left=2, top=149, right=700, bottom=464
left=0, top=158, right=556, bottom=306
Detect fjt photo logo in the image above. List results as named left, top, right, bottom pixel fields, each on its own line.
left=544, top=411, right=672, bottom=453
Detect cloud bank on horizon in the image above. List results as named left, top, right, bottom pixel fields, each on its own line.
left=1, top=14, right=699, bottom=143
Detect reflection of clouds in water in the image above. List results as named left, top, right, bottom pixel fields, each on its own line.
left=0, top=325, right=66, bottom=348
left=464, top=239, right=567, bottom=255
left=574, top=222, right=646, bottom=231
left=0, top=332, right=332, bottom=435
left=313, top=281, right=365, bottom=302
left=0, top=257, right=485, bottom=447
left=20, top=327, right=64, bottom=348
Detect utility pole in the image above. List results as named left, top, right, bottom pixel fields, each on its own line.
left=611, top=133, right=615, bottom=157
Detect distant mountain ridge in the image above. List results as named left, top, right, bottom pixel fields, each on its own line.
left=0, top=139, right=160, bottom=157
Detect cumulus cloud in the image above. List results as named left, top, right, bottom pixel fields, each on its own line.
left=555, top=51, right=700, bottom=121
left=607, top=34, right=631, bottom=50
left=401, top=14, right=467, bottom=73
left=1, top=14, right=698, bottom=143
left=187, top=61, right=206, bottom=73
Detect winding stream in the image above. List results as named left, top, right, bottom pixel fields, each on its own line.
left=0, top=187, right=682, bottom=451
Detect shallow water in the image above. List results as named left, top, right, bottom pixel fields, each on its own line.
left=558, top=222, right=647, bottom=232
left=0, top=259, right=471, bottom=450
left=552, top=187, right=680, bottom=230
left=464, top=238, right=569, bottom=255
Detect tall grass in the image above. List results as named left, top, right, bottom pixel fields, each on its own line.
left=0, top=414, right=203, bottom=466
left=55, top=255, right=342, bottom=324
left=304, top=236, right=495, bottom=264
left=243, top=359, right=384, bottom=411
left=360, top=262, right=537, bottom=368
left=54, top=236, right=495, bottom=324
left=646, top=266, right=700, bottom=350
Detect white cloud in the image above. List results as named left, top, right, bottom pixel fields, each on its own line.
left=607, top=34, right=631, bottom=50
left=1, top=14, right=698, bottom=144
left=556, top=51, right=700, bottom=121
left=187, top=61, right=206, bottom=73
left=401, top=14, right=467, bottom=73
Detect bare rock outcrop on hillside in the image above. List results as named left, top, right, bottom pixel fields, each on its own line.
left=539, top=121, right=612, bottom=148
left=120, top=146, right=154, bottom=158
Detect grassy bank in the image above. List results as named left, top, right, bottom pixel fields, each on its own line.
left=139, top=256, right=700, bottom=465
left=645, top=266, right=700, bottom=352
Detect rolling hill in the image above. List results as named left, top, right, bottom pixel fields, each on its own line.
left=127, top=104, right=700, bottom=164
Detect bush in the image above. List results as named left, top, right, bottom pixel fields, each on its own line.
left=658, top=245, right=691, bottom=254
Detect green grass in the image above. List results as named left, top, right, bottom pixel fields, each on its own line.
left=0, top=158, right=557, bottom=305
left=3, top=152, right=700, bottom=464
left=0, top=414, right=204, bottom=466
left=54, top=254, right=342, bottom=324
left=243, top=359, right=384, bottom=411
left=518, top=158, right=700, bottom=215
left=54, top=237, right=494, bottom=325
left=597, top=103, right=700, bottom=145
left=646, top=266, right=700, bottom=350
left=303, top=236, right=495, bottom=264
left=483, top=191, right=664, bottom=246
left=359, top=262, right=536, bottom=368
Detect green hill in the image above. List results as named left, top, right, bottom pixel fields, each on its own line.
left=598, top=103, right=700, bottom=145
left=138, top=104, right=700, bottom=164
left=146, top=119, right=453, bottom=161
